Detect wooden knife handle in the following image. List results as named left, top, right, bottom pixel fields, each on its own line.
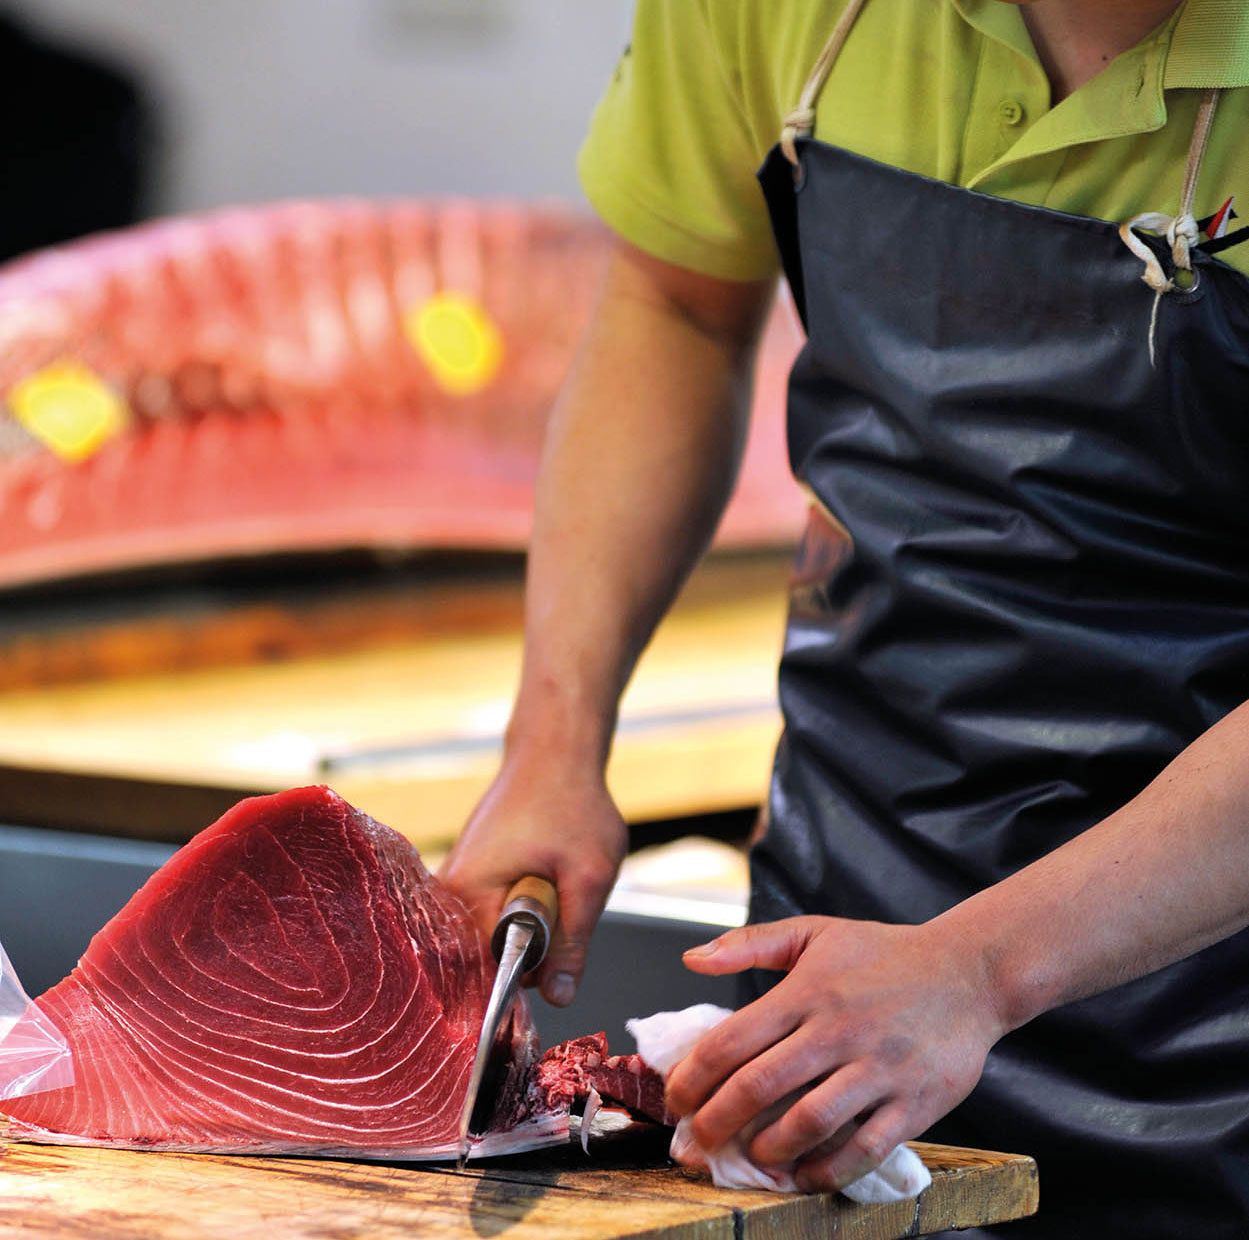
left=492, top=875, right=559, bottom=972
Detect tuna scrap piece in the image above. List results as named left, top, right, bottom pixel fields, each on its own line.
left=0, top=786, right=568, bottom=1159
left=534, top=1033, right=674, bottom=1126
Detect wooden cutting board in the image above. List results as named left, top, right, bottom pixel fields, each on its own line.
left=0, top=1137, right=1037, bottom=1239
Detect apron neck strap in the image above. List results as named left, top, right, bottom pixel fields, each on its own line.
left=1118, top=87, right=1221, bottom=289
left=780, top=0, right=870, bottom=165
left=779, top=3, right=1223, bottom=366
left=1118, top=86, right=1222, bottom=364
left=1177, top=87, right=1221, bottom=224
left=780, top=5, right=1223, bottom=229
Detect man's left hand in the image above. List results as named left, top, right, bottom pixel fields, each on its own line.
left=665, top=916, right=1005, bottom=1191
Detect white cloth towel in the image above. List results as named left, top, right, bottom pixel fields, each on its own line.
left=627, top=1004, right=931, bottom=1203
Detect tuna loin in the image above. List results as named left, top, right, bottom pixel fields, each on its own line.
left=0, top=786, right=568, bottom=1158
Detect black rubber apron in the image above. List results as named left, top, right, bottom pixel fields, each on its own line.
left=746, top=14, right=1249, bottom=1240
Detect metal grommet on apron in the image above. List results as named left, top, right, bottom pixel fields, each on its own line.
left=748, top=3, right=1249, bottom=1236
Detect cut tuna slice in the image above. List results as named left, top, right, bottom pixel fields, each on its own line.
left=0, top=786, right=568, bottom=1159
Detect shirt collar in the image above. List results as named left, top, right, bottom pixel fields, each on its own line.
left=953, top=0, right=1249, bottom=91
left=951, top=0, right=1173, bottom=169
left=1164, top=0, right=1249, bottom=88
left=949, top=0, right=1246, bottom=174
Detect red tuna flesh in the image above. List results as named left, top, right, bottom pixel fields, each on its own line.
left=0, top=786, right=568, bottom=1158
left=534, top=1034, right=674, bottom=1127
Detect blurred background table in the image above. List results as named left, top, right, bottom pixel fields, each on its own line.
left=0, top=549, right=790, bottom=848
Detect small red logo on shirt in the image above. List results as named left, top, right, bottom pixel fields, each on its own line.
left=1204, top=195, right=1237, bottom=240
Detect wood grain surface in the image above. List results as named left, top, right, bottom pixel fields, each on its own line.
left=458, top=1138, right=1039, bottom=1240
left=0, top=1138, right=1038, bottom=1240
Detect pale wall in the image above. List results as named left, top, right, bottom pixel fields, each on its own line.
left=14, top=0, right=634, bottom=215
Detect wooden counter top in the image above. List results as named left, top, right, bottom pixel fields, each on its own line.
left=0, top=1137, right=1038, bottom=1240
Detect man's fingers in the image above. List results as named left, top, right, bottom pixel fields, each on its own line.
left=437, top=859, right=506, bottom=946
left=536, top=865, right=613, bottom=1007
left=681, top=918, right=821, bottom=977
left=745, top=1065, right=882, bottom=1168
left=683, top=1032, right=824, bottom=1154
left=793, top=1104, right=909, bottom=1193
left=665, top=991, right=803, bottom=1123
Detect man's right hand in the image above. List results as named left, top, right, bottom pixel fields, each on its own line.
left=439, top=751, right=628, bottom=1008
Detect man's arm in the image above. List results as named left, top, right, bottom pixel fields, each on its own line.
left=667, top=699, right=1249, bottom=1190
left=440, top=238, right=775, bottom=1007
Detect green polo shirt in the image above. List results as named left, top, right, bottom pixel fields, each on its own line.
left=578, top=0, right=1249, bottom=279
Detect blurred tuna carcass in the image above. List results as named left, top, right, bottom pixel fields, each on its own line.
left=0, top=200, right=805, bottom=590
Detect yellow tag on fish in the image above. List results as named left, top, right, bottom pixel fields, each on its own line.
left=9, top=361, right=130, bottom=463
left=404, top=292, right=503, bottom=396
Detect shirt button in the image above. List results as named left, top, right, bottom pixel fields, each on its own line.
left=998, top=99, right=1025, bottom=126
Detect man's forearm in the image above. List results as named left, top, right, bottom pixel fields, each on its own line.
left=505, top=242, right=774, bottom=769
left=942, top=698, right=1249, bottom=1033
left=441, top=242, right=774, bottom=1007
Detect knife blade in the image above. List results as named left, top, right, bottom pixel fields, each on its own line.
left=456, top=875, right=558, bottom=1166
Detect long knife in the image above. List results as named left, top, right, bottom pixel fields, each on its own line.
left=456, top=875, right=559, bottom=1166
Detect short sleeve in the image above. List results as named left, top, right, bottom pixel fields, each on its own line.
left=577, top=0, right=782, bottom=282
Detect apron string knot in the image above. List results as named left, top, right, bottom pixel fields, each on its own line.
left=778, top=0, right=871, bottom=167
left=1117, top=211, right=1200, bottom=369
left=781, top=107, right=817, bottom=166
left=1117, top=210, right=1199, bottom=294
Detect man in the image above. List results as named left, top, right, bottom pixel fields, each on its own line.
left=443, top=2, right=1249, bottom=1235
